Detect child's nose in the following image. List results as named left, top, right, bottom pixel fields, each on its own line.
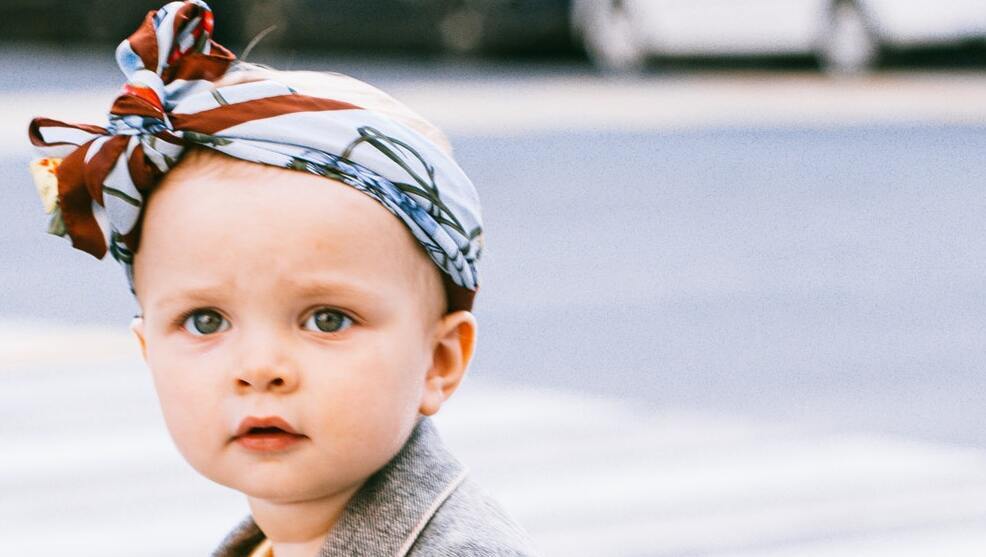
left=234, top=339, right=300, bottom=393
left=237, top=367, right=298, bottom=393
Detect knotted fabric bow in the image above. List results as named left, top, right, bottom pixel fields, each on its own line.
left=28, top=0, right=483, bottom=311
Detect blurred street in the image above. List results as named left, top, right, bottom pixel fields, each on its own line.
left=2, top=45, right=986, bottom=555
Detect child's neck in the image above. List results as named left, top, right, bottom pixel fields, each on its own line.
left=247, top=482, right=364, bottom=557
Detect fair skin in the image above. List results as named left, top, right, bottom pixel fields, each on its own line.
left=129, top=150, right=477, bottom=557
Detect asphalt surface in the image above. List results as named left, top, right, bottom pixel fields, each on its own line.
left=2, top=46, right=985, bottom=451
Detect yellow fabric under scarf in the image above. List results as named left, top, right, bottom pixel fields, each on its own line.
left=248, top=537, right=273, bottom=557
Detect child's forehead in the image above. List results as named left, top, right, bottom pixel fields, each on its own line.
left=155, top=151, right=408, bottom=257
left=140, top=148, right=446, bottom=317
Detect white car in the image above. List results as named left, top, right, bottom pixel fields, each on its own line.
left=572, top=0, right=986, bottom=74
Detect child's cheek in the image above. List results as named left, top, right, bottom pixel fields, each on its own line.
left=146, top=352, right=223, bottom=472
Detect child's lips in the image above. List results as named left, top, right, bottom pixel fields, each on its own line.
left=235, top=429, right=307, bottom=452
left=232, top=416, right=308, bottom=452
left=233, top=415, right=303, bottom=438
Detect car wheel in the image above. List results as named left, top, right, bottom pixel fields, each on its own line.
left=575, top=0, right=646, bottom=73
left=819, top=0, right=879, bottom=75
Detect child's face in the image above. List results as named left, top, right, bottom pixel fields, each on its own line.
left=128, top=151, right=468, bottom=504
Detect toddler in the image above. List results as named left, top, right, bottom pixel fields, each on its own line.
left=27, top=2, right=539, bottom=556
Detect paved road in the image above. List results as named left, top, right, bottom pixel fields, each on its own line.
left=2, top=48, right=986, bottom=555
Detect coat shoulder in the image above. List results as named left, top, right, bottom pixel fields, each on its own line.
left=407, top=474, right=542, bottom=557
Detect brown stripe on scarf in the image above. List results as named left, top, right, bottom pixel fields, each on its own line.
left=126, top=11, right=160, bottom=72
left=171, top=94, right=362, bottom=134
left=29, top=118, right=108, bottom=147
left=127, top=143, right=161, bottom=192
left=111, top=94, right=165, bottom=119
left=83, top=135, right=131, bottom=206
left=56, top=143, right=108, bottom=258
left=166, top=48, right=235, bottom=82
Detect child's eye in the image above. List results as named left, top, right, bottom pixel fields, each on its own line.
left=303, top=308, right=353, bottom=334
left=180, top=309, right=230, bottom=336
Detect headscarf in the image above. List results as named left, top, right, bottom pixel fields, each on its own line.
left=27, top=0, right=483, bottom=312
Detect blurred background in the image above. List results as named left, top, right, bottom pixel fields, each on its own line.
left=2, top=1, right=986, bottom=556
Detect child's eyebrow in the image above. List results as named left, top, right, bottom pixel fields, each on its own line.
left=289, top=279, right=378, bottom=302
left=150, top=279, right=377, bottom=313
left=151, top=285, right=231, bottom=313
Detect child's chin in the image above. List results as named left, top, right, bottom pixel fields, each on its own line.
left=228, top=473, right=339, bottom=503
left=222, top=476, right=312, bottom=502
left=242, top=484, right=306, bottom=502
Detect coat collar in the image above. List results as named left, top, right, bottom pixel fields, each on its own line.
left=211, top=416, right=469, bottom=557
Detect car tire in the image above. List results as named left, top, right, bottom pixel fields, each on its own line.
left=574, top=0, right=646, bottom=73
left=818, top=0, right=879, bottom=75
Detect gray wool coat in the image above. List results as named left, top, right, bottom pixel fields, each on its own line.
left=211, top=415, right=542, bottom=557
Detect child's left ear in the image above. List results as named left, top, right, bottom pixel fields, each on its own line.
left=418, top=310, right=477, bottom=417
left=129, top=316, right=148, bottom=362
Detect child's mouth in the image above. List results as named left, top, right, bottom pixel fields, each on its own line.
left=233, top=417, right=307, bottom=452
left=250, top=426, right=290, bottom=435
left=236, top=427, right=307, bottom=451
